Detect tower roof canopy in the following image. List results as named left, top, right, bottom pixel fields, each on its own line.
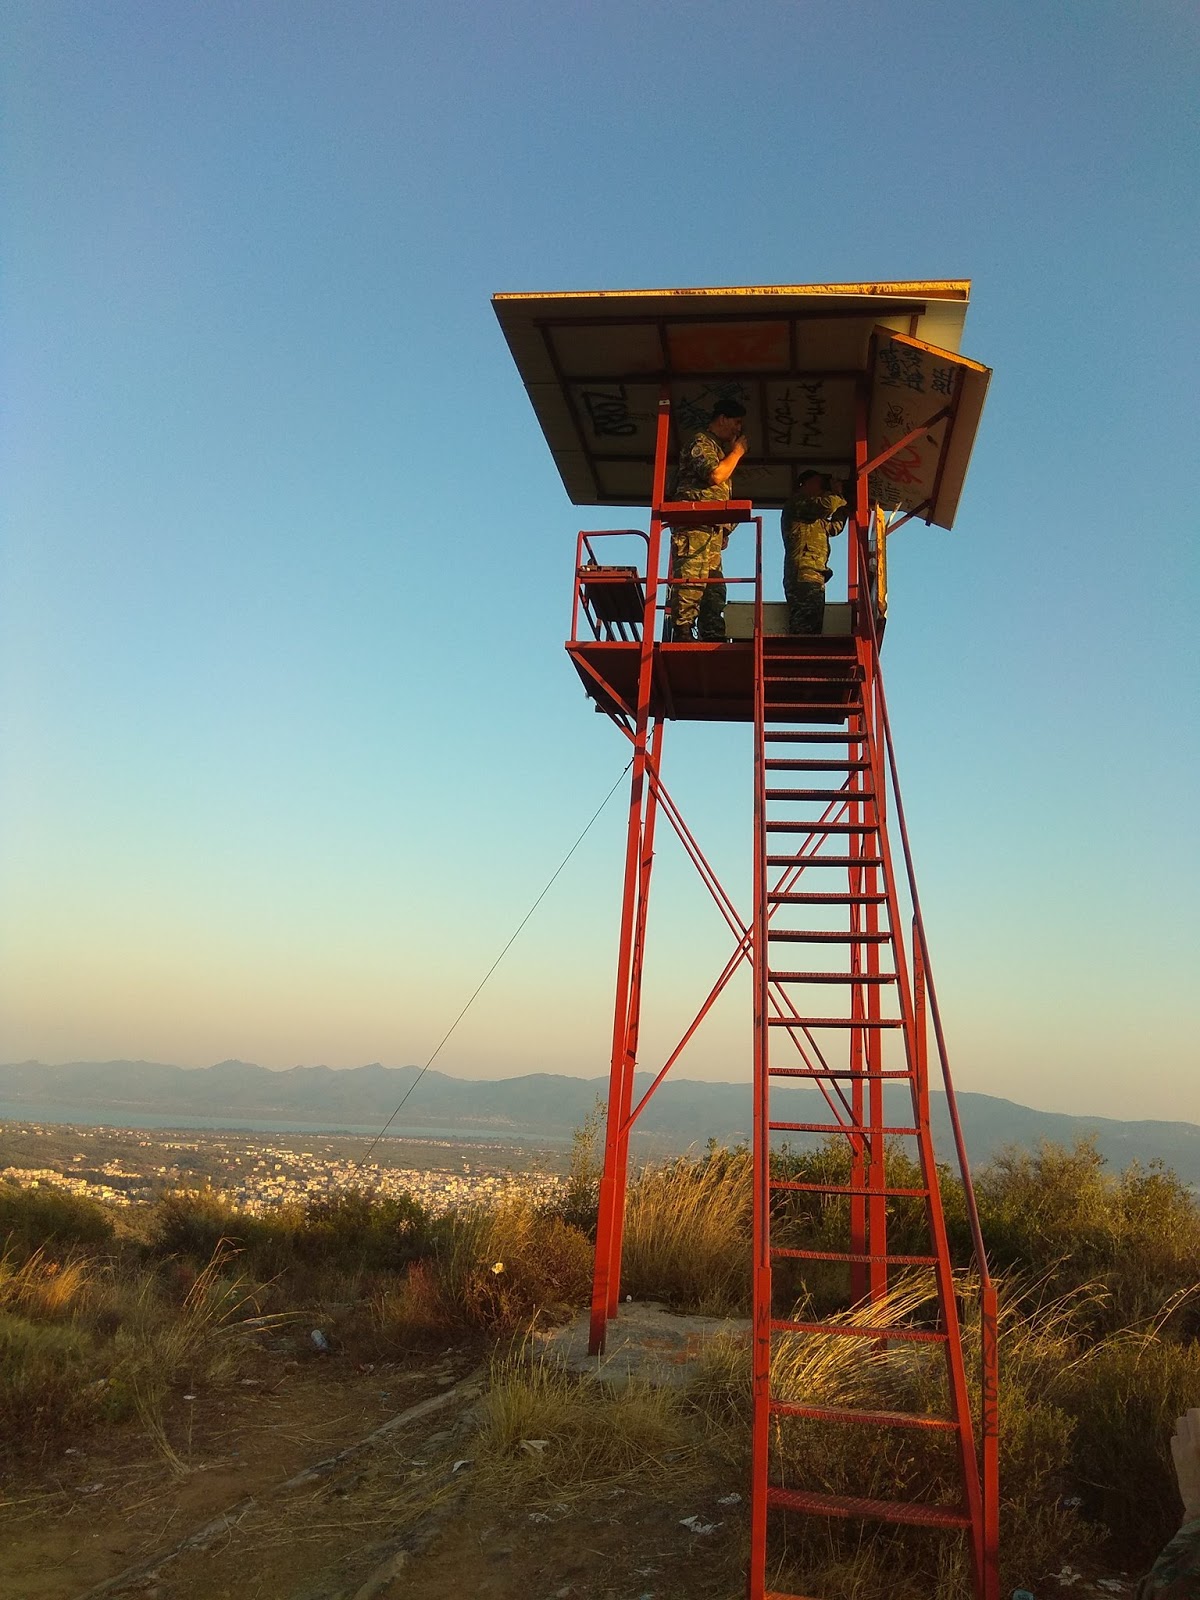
left=492, top=281, right=991, bottom=529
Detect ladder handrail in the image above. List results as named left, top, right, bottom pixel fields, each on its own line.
left=852, top=521, right=992, bottom=1286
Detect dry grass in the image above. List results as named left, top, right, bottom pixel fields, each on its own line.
left=620, top=1147, right=752, bottom=1313
left=0, top=1247, right=93, bottom=1319
left=475, top=1354, right=700, bottom=1506
left=3, top=1140, right=1198, bottom=1587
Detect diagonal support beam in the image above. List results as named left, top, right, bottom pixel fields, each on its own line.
left=859, top=407, right=949, bottom=480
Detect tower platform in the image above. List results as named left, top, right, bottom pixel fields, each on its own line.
left=566, top=634, right=861, bottom=724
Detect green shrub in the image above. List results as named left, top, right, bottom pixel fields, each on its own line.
left=1052, top=1326, right=1200, bottom=1562
left=296, top=1187, right=429, bottom=1271
left=149, top=1184, right=432, bottom=1284
left=555, top=1097, right=605, bottom=1236
left=0, top=1311, right=101, bottom=1442
left=975, top=1140, right=1200, bottom=1334
left=149, top=1186, right=274, bottom=1262
left=377, top=1199, right=592, bottom=1342
left=0, top=1181, right=114, bottom=1257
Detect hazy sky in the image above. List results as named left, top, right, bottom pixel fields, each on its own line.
left=2, top=1, right=1197, bottom=1122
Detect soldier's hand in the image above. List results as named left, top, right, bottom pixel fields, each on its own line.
left=734, top=431, right=750, bottom=455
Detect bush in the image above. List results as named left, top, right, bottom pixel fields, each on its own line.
left=377, top=1199, right=592, bottom=1343
left=148, top=1183, right=433, bottom=1287
left=0, top=1181, right=114, bottom=1257
left=1052, top=1324, right=1200, bottom=1562
left=296, top=1188, right=429, bottom=1271
left=149, top=1187, right=276, bottom=1263
left=974, top=1140, right=1200, bottom=1332
left=556, top=1097, right=605, bottom=1236
left=0, top=1311, right=101, bottom=1441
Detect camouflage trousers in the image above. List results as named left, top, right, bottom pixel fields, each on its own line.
left=783, top=531, right=830, bottom=636
left=670, top=526, right=727, bottom=639
left=1135, top=1516, right=1200, bottom=1598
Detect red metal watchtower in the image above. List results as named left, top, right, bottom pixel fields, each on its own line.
left=494, top=282, right=999, bottom=1600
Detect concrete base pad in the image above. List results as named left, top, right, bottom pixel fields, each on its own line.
left=534, top=1301, right=751, bottom=1389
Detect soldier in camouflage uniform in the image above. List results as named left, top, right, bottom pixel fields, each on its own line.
left=1136, top=1407, right=1200, bottom=1598
left=780, top=469, right=850, bottom=635
left=667, top=399, right=748, bottom=642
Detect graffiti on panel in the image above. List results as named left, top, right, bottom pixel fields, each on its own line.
left=580, top=385, right=638, bottom=438
left=873, top=442, right=925, bottom=487
left=769, top=380, right=826, bottom=450
left=930, top=364, right=955, bottom=397
left=878, top=341, right=927, bottom=393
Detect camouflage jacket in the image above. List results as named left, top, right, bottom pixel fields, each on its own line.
left=1135, top=1516, right=1200, bottom=1598
left=672, top=430, right=733, bottom=504
left=781, top=491, right=849, bottom=580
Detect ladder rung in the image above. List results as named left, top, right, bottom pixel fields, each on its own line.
left=771, top=697, right=864, bottom=710
left=767, top=1016, right=901, bottom=1028
left=768, top=1399, right=956, bottom=1431
left=768, top=893, right=887, bottom=905
left=768, top=929, right=890, bottom=941
left=766, top=788, right=875, bottom=802
left=770, top=1319, right=947, bottom=1345
left=767, top=821, right=878, bottom=833
left=764, top=731, right=865, bottom=742
left=764, top=759, right=871, bottom=771
left=768, top=1067, right=913, bottom=1079
left=769, top=972, right=896, bottom=985
left=769, top=1181, right=928, bottom=1197
left=765, top=1486, right=970, bottom=1530
left=768, top=1122, right=919, bottom=1136
left=767, top=855, right=882, bottom=867
left=764, top=669, right=861, bottom=681
left=770, top=1247, right=936, bottom=1266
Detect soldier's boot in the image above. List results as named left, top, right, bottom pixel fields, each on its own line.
left=668, top=620, right=696, bottom=643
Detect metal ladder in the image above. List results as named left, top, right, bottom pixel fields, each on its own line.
left=749, top=620, right=999, bottom=1599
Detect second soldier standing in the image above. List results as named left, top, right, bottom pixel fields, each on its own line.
left=780, top=470, right=849, bottom=636
left=667, top=399, right=748, bottom=642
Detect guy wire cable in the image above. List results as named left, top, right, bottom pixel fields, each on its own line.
left=358, top=757, right=633, bottom=1166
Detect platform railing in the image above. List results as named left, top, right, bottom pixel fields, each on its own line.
left=571, top=503, right=763, bottom=644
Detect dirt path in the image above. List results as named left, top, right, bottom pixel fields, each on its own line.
left=0, top=1344, right=478, bottom=1600
left=1, top=1339, right=748, bottom=1600
left=2, top=1340, right=1146, bottom=1600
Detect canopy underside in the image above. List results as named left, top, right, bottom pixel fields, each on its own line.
left=492, top=281, right=991, bottom=529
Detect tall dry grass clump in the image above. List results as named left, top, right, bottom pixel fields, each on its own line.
left=0, top=1246, right=93, bottom=1319
left=620, top=1146, right=752, bottom=1313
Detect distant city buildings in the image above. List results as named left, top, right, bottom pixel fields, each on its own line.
left=0, top=1124, right=564, bottom=1214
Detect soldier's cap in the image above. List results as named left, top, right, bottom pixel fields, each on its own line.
left=797, top=467, right=827, bottom=485
left=709, top=398, right=748, bottom=420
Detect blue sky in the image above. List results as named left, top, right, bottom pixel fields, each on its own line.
left=2, top=0, right=1197, bottom=1122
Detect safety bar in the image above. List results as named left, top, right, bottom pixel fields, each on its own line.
left=572, top=529, right=649, bottom=642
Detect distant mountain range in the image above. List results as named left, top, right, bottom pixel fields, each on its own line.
left=2, top=1059, right=1199, bottom=1182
